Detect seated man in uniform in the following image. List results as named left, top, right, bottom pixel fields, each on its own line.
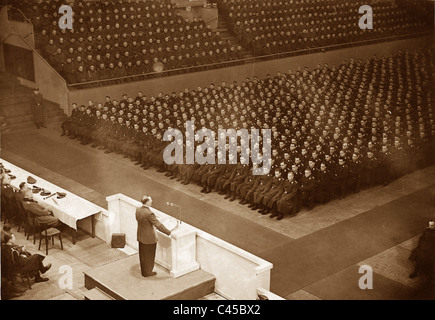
left=22, top=188, right=61, bottom=228
left=299, top=168, right=316, bottom=211
left=1, top=174, right=17, bottom=223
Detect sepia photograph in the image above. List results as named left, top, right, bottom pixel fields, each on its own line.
left=0, top=0, right=434, bottom=307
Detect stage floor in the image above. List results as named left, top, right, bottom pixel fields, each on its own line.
left=2, top=126, right=435, bottom=300
left=84, top=254, right=215, bottom=300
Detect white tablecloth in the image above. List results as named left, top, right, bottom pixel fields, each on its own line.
left=1, top=159, right=102, bottom=230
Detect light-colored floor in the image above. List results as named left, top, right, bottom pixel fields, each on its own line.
left=2, top=157, right=434, bottom=300
left=2, top=35, right=435, bottom=300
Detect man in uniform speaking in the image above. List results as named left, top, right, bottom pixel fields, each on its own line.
left=136, top=195, right=172, bottom=277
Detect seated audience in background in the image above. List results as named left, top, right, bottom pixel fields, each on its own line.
left=8, top=0, right=432, bottom=86
left=61, top=48, right=435, bottom=218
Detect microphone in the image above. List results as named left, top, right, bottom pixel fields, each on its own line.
left=166, top=202, right=181, bottom=225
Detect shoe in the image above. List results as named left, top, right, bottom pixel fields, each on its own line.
left=134, top=161, right=141, bottom=165
left=229, top=197, right=236, bottom=202
left=42, top=263, right=52, bottom=274
left=35, top=276, right=49, bottom=283
left=261, top=211, right=269, bottom=215
left=91, top=143, right=98, bottom=148
left=270, top=213, right=278, bottom=218
left=277, top=215, right=283, bottom=221
left=224, top=194, right=231, bottom=199
left=104, top=150, right=112, bottom=154
left=143, top=272, right=157, bottom=277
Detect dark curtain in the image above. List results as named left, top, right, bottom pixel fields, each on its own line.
left=3, top=43, right=35, bottom=82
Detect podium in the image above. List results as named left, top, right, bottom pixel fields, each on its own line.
left=106, top=194, right=200, bottom=278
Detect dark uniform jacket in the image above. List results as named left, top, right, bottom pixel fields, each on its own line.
left=136, top=205, right=171, bottom=244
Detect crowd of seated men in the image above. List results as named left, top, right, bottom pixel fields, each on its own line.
left=216, top=0, right=433, bottom=56
left=1, top=166, right=62, bottom=299
left=7, top=0, right=241, bottom=85
left=60, top=47, right=435, bottom=220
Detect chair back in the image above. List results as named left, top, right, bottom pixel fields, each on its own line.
left=14, top=196, right=27, bottom=225
left=34, top=220, right=49, bottom=232
left=25, top=209, right=36, bottom=228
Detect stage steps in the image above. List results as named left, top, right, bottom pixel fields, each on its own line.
left=83, top=287, right=115, bottom=301
left=0, top=72, right=66, bottom=133
left=83, top=254, right=216, bottom=300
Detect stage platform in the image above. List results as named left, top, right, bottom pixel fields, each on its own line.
left=83, top=254, right=216, bottom=300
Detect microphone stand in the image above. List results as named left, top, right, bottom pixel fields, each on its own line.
left=166, top=202, right=182, bottom=230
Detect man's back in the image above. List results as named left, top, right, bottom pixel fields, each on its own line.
left=136, top=206, right=170, bottom=244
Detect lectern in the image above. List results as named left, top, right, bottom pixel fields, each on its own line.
left=156, top=222, right=200, bottom=278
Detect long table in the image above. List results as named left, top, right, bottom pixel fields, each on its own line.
left=1, top=159, right=103, bottom=244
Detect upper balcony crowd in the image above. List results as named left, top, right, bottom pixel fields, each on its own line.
left=5, top=0, right=433, bottom=86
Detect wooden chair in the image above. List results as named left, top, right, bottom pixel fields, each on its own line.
left=2, top=196, right=17, bottom=225
left=36, top=221, right=63, bottom=255
left=25, top=209, right=38, bottom=244
left=10, top=267, right=32, bottom=290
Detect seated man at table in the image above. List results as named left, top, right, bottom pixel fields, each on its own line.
left=15, top=182, right=29, bottom=203
left=22, top=188, right=61, bottom=228
left=1, top=174, right=17, bottom=222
